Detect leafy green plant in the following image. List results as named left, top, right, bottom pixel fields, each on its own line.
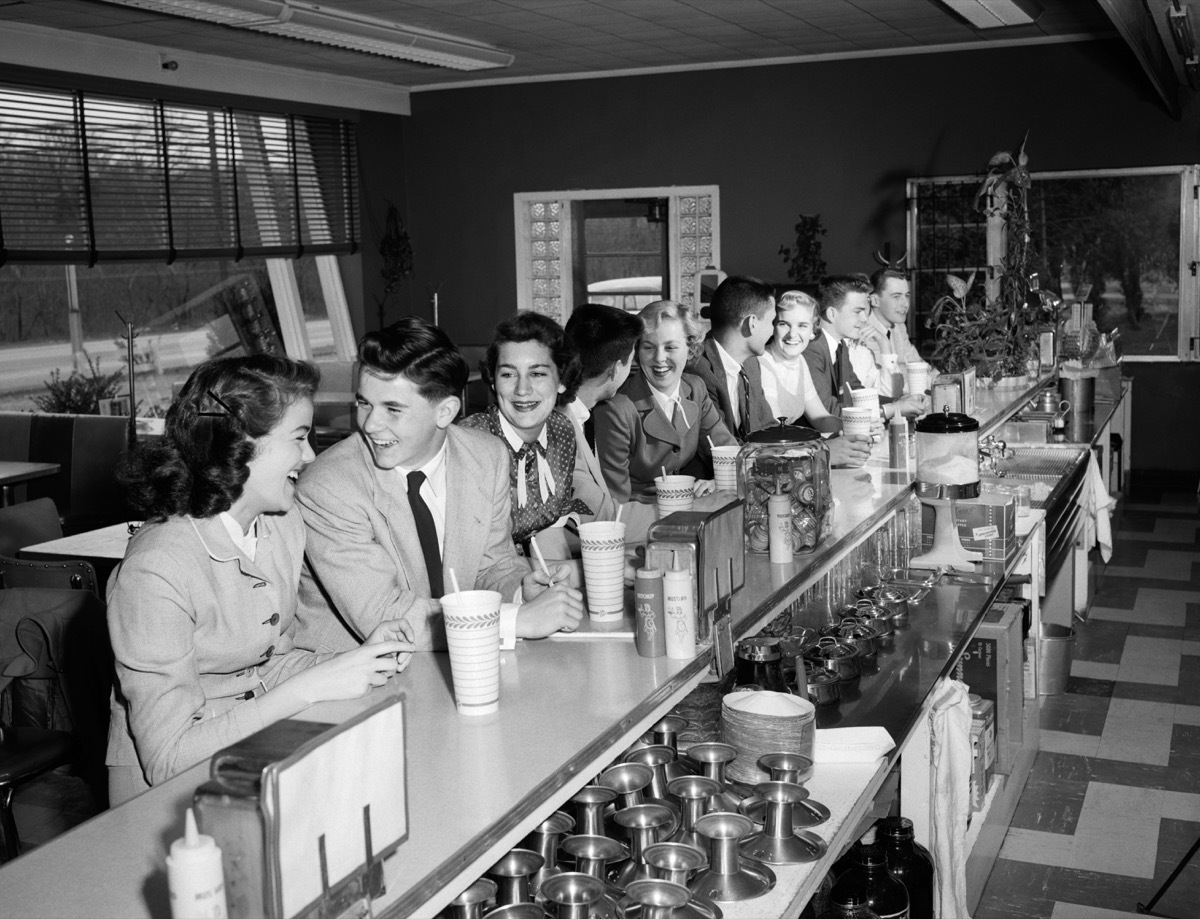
left=34, top=353, right=124, bottom=414
left=778, top=213, right=828, bottom=285
left=927, top=133, right=1050, bottom=380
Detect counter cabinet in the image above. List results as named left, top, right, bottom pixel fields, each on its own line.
left=0, top=375, right=1110, bottom=919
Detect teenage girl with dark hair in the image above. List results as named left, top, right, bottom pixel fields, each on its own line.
left=106, top=354, right=412, bottom=805
left=460, top=311, right=591, bottom=550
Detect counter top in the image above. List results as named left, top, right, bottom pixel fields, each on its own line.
left=0, top=374, right=1075, bottom=919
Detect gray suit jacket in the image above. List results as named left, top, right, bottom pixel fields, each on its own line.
left=687, top=337, right=775, bottom=439
left=295, top=425, right=530, bottom=653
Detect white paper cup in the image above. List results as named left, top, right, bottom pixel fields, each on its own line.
left=441, top=590, right=502, bottom=716
left=655, top=474, right=695, bottom=517
left=841, top=406, right=875, bottom=441
left=849, top=387, right=881, bottom=416
left=579, top=520, right=628, bottom=620
left=711, top=445, right=741, bottom=493
left=905, top=362, right=931, bottom=394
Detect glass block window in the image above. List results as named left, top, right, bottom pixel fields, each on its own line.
left=526, top=199, right=563, bottom=319
left=676, top=194, right=715, bottom=309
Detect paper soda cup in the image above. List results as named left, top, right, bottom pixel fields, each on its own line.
left=578, top=520, right=627, bottom=620
left=441, top=590, right=502, bottom=716
left=710, top=445, right=741, bottom=493
left=655, top=474, right=695, bottom=517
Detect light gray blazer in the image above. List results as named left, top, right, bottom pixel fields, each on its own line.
left=295, top=425, right=531, bottom=653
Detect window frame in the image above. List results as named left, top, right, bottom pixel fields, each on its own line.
left=907, top=165, right=1199, bottom=363
left=513, top=185, right=720, bottom=324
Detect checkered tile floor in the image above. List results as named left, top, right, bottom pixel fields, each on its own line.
left=976, top=490, right=1200, bottom=919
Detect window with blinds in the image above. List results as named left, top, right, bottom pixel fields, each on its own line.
left=0, top=82, right=358, bottom=264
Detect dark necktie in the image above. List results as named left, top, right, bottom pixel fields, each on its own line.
left=406, top=470, right=443, bottom=598
left=582, top=416, right=596, bottom=453
left=834, top=340, right=849, bottom=399
left=736, top=369, right=751, bottom=439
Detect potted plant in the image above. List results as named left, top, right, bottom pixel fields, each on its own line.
left=927, top=134, right=1053, bottom=383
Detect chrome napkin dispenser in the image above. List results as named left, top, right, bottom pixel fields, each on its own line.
left=194, top=694, right=408, bottom=919
left=645, top=497, right=745, bottom=644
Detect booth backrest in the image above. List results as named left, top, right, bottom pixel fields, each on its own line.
left=0, top=413, right=132, bottom=535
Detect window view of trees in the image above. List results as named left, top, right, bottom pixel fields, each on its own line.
left=1032, top=173, right=1181, bottom=356
left=911, top=168, right=1189, bottom=359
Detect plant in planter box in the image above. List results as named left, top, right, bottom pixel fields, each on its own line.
left=927, top=133, right=1052, bottom=381
left=778, top=213, right=828, bottom=287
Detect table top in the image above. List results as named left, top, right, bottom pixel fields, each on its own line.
left=0, top=460, right=60, bottom=486
left=20, top=521, right=134, bottom=561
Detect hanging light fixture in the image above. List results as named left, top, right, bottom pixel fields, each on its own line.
left=94, top=0, right=515, bottom=71
left=938, top=0, right=1042, bottom=29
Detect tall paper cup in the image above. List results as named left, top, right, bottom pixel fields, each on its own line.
left=849, top=387, right=881, bottom=417
left=441, top=590, right=502, bottom=716
left=579, top=520, right=627, bottom=621
left=905, top=361, right=931, bottom=395
left=710, top=445, right=741, bottom=493
left=663, top=568, right=696, bottom=659
left=655, top=474, right=695, bottom=517
left=841, top=406, right=875, bottom=441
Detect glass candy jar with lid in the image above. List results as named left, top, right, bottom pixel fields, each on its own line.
left=737, top=423, right=832, bottom=555
left=913, top=408, right=980, bottom=499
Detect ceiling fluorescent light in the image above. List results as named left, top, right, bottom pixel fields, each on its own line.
left=940, top=0, right=1043, bottom=29
left=1169, top=0, right=1196, bottom=60
left=94, top=0, right=515, bottom=70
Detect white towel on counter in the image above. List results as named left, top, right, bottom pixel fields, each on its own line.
left=812, top=726, right=895, bottom=763
left=930, top=678, right=972, bottom=919
left=1081, top=450, right=1116, bottom=563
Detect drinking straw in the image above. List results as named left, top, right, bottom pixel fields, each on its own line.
left=661, top=466, right=668, bottom=480
left=530, top=535, right=551, bottom=578
left=707, top=435, right=716, bottom=451
left=614, top=504, right=622, bottom=525
left=448, top=568, right=462, bottom=599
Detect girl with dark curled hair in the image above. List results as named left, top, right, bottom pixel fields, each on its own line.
left=106, top=354, right=413, bottom=806
left=460, top=311, right=591, bottom=550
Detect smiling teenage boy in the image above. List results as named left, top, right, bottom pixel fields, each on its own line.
left=294, top=317, right=583, bottom=655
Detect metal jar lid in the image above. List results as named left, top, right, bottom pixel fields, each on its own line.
left=745, top=421, right=822, bottom=444
left=735, top=636, right=782, bottom=662
left=915, top=407, right=979, bottom=434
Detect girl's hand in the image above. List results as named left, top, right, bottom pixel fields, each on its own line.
left=366, top=618, right=416, bottom=672
left=694, top=478, right=717, bottom=497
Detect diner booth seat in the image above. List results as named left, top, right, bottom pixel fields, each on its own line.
left=0, top=412, right=132, bottom=535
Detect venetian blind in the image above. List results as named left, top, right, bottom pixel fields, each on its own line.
left=0, top=82, right=358, bottom=264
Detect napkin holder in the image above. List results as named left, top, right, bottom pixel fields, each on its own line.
left=194, top=694, right=408, bottom=919
left=646, top=497, right=744, bottom=644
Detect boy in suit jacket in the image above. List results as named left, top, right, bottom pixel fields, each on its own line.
left=806, top=275, right=925, bottom=420
left=686, top=275, right=777, bottom=439
left=295, top=318, right=583, bottom=654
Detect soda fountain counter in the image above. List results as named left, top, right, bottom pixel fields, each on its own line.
left=0, top=375, right=1129, bottom=919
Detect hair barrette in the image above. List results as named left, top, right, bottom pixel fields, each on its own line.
left=199, top=389, right=236, bottom=418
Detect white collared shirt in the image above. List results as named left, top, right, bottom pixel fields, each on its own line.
left=394, top=439, right=449, bottom=550
left=649, top=382, right=690, bottom=429
left=495, top=410, right=555, bottom=506
left=713, top=339, right=744, bottom=430
left=219, top=512, right=258, bottom=562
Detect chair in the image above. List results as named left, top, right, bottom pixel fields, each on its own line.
left=0, top=721, right=73, bottom=861
left=0, top=556, right=98, bottom=595
left=0, top=497, right=63, bottom=558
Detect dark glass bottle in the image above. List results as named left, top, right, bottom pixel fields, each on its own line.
left=877, top=817, right=934, bottom=919
left=829, top=843, right=909, bottom=919
left=818, top=890, right=881, bottom=919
